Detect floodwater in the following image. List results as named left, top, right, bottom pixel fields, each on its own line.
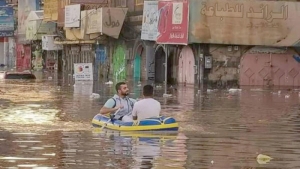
left=1, top=74, right=300, bottom=168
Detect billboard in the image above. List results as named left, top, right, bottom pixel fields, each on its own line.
left=189, top=0, right=300, bottom=46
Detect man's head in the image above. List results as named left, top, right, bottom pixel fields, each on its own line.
left=143, top=85, right=154, bottom=97
left=115, top=82, right=129, bottom=96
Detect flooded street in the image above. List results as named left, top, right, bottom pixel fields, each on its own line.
left=1, top=76, right=300, bottom=169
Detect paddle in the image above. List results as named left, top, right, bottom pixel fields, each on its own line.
left=101, top=108, right=121, bottom=129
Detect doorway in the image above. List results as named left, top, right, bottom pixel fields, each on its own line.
left=155, top=47, right=166, bottom=83
left=133, top=45, right=145, bottom=82
left=178, top=46, right=195, bottom=85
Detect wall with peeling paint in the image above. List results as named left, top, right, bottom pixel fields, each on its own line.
left=207, top=45, right=248, bottom=88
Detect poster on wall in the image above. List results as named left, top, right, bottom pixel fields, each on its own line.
left=65, top=4, right=81, bottom=28
left=74, top=63, right=93, bottom=81
left=156, top=0, right=189, bottom=45
left=141, top=1, right=160, bottom=41
left=0, top=7, right=14, bottom=37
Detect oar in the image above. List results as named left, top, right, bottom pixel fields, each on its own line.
left=101, top=108, right=121, bottom=129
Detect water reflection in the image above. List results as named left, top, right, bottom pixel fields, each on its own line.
left=92, top=129, right=188, bottom=169
left=2, top=78, right=300, bottom=168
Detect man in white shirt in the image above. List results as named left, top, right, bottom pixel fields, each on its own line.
left=132, top=85, right=161, bottom=121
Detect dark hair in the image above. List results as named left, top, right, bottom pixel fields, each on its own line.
left=115, top=82, right=127, bottom=92
left=143, top=85, right=154, bottom=97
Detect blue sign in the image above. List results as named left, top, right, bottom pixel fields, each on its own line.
left=96, top=45, right=107, bottom=64
left=0, top=0, right=6, bottom=6
left=0, top=7, right=14, bottom=37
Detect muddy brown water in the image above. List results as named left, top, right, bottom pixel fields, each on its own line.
left=1, top=77, right=300, bottom=168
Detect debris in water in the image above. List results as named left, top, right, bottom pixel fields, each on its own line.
left=256, top=154, right=273, bottom=165
left=228, top=88, right=242, bottom=92
left=90, top=93, right=100, bottom=99
left=105, top=81, right=113, bottom=85
left=163, top=94, right=172, bottom=98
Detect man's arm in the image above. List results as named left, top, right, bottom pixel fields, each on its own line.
left=132, top=103, right=138, bottom=120
left=99, top=99, right=118, bottom=114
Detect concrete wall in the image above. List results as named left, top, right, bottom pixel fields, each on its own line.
left=207, top=45, right=250, bottom=88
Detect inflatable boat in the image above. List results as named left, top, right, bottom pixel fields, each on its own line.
left=92, top=114, right=179, bottom=131
left=92, top=128, right=179, bottom=141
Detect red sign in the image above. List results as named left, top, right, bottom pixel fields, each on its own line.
left=157, top=0, right=189, bottom=45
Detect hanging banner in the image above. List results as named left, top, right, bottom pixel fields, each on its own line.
left=0, top=7, right=14, bottom=37
left=74, top=63, right=94, bottom=81
left=141, top=1, right=160, bottom=41
left=156, top=0, right=189, bottom=45
left=43, top=0, right=58, bottom=21
left=65, top=4, right=81, bottom=28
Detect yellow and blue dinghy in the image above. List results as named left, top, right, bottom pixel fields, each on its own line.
left=92, top=114, right=179, bottom=131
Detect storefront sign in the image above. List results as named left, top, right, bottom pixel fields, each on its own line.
left=42, top=35, right=63, bottom=50
left=141, top=1, right=159, bottom=41
left=156, top=0, right=189, bottom=45
left=74, top=63, right=94, bottom=81
left=65, top=4, right=81, bottom=28
left=43, top=0, right=58, bottom=21
left=86, top=9, right=102, bottom=34
left=189, top=0, right=300, bottom=46
left=101, top=8, right=128, bottom=39
left=0, top=7, right=14, bottom=37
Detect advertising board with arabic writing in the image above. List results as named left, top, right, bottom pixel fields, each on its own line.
left=157, top=0, right=189, bottom=45
left=189, top=0, right=300, bottom=46
left=74, top=63, right=94, bottom=81
left=141, top=1, right=159, bottom=41
left=0, top=7, right=14, bottom=37
left=43, top=0, right=58, bottom=21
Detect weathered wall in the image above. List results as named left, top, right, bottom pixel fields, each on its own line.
left=207, top=45, right=250, bottom=88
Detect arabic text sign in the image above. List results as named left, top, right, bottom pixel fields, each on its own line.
left=65, top=4, right=81, bottom=28
left=141, top=1, right=159, bottom=41
left=189, top=0, right=300, bottom=46
left=43, top=0, right=58, bottom=21
left=0, top=7, right=14, bottom=37
left=86, top=9, right=102, bottom=34
left=157, top=0, right=189, bottom=45
left=74, top=63, right=94, bottom=81
left=101, top=8, right=127, bottom=39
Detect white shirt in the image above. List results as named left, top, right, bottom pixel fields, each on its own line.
left=131, top=98, right=161, bottom=121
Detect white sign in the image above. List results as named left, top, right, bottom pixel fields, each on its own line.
left=42, top=35, right=63, bottom=50
left=86, top=9, right=102, bottom=34
left=65, top=4, right=81, bottom=28
left=74, top=63, right=93, bottom=81
left=141, top=1, right=160, bottom=41
left=172, top=2, right=183, bottom=24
